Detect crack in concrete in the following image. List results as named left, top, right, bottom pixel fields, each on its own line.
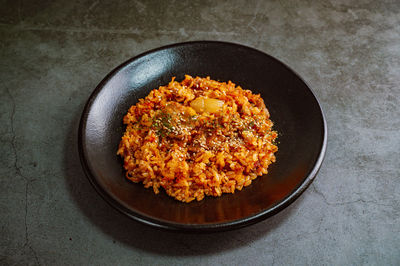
left=271, top=251, right=276, bottom=266
left=0, top=24, right=240, bottom=37
left=6, top=88, right=28, bottom=182
left=246, top=0, right=261, bottom=33
left=285, top=215, right=325, bottom=243
left=311, top=183, right=396, bottom=208
left=278, top=0, right=296, bottom=19
left=6, top=87, right=40, bottom=266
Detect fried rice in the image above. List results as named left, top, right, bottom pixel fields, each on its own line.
left=117, top=75, right=278, bottom=202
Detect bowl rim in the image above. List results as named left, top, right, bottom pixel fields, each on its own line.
left=78, top=40, right=328, bottom=232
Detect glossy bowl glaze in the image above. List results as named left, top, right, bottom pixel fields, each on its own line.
left=78, top=41, right=327, bottom=232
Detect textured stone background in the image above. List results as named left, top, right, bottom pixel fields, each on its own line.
left=1, top=0, right=399, bottom=265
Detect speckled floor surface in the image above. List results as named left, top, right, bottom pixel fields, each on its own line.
left=1, top=1, right=399, bottom=265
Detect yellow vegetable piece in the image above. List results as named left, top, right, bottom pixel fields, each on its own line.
left=190, top=97, right=224, bottom=113
left=185, top=107, right=197, bottom=116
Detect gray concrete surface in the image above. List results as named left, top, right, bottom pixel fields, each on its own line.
left=1, top=0, right=399, bottom=265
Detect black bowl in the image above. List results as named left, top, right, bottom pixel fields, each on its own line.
left=78, top=41, right=327, bottom=232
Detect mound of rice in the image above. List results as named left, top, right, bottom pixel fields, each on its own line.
left=117, top=75, right=278, bottom=202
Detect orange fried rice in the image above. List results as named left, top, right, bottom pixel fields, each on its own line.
left=117, top=75, right=278, bottom=202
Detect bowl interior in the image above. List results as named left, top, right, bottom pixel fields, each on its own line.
left=79, top=42, right=326, bottom=231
